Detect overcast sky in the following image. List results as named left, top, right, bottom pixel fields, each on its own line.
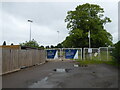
left=0, top=0, right=119, bottom=46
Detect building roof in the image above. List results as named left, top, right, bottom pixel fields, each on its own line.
left=0, top=45, right=20, bottom=49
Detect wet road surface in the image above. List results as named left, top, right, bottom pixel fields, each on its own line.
left=2, top=60, right=118, bottom=88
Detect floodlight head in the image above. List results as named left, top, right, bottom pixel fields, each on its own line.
left=28, top=20, right=33, bottom=22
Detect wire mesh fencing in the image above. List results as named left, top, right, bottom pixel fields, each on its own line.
left=99, top=47, right=115, bottom=61
left=83, top=47, right=115, bottom=61
left=83, top=48, right=100, bottom=60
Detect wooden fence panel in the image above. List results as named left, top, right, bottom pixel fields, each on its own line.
left=18, top=50, right=27, bottom=67
left=0, top=48, right=2, bottom=75
left=32, top=50, right=36, bottom=65
left=35, top=50, right=39, bottom=64
left=2, top=49, right=46, bottom=74
left=2, top=48, right=11, bottom=73
left=11, top=50, right=19, bottom=71
left=26, top=50, right=32, bottom=66
left=40, top=50, right=46, bottom=63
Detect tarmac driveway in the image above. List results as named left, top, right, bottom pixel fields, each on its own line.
left=2, top=60, right=118, bottom=88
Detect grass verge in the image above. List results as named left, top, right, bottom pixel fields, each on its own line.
left=76, top=60, right=119, bottom=67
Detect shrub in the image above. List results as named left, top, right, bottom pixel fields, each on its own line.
left=112, top=41, right=120, bottom=64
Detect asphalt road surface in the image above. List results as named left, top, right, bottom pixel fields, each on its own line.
left=2, top=60, right=118, bottom=88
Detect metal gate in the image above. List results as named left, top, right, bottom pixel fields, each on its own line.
left=83, top=48, right=100, bottom=60
left=62, top=48, right=82, bottom=60
left=99, top=47, right=115, bottom=61
left=83, top=47, right=115, bottom=61
left=45, top=47, right=115, bottom=61
left=46, top=48, right=82, bottom=60
left=45, top=48, right=61, bottom=60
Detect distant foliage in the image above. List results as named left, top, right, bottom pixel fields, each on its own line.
left=11, top=43, right=14, bottom=45
left=3, top=41, right=6, bottom=45
left=55, top=43, right=63, bottom=48
left=20, top=39, right=39, bottom=48
left=40, top=45, right=44, bottom=49
left=50, top=45, right=54, bottom=48
left=112, top=41, right=120, bottom=64
left=45, top=46, right=50, bottom=49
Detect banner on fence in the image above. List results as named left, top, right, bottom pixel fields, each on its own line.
left=65, top=49, right=78, bottom=59
left=47, top=50, right=58, bottom=59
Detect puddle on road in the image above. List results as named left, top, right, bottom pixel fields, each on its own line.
left=28, top=69, right=70, bottom=88
left=28, top=76, right=56, bottom=88
left=53, top=68, right=72, bottom=73
left=29, top=65, right=88, bottom=88
left=74, top=64, right=88, bottom=67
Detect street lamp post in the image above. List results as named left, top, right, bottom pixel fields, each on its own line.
left=28, top=20, right=33, bottom=41
left=57, top=30, right=62, bottom=60
left=86, top=20, right=91, bottom=48
left=57, top=31, right=59, bottom=44
left=88, top=30, right=91, bottom=48
left=88, top=30, right=92, bottom=59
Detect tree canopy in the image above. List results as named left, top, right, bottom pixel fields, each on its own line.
left=3, top=41, right=6, bottom=45
left=20, top=39, right=39, bottom=48
left=62, top=3, right=113, bottom=48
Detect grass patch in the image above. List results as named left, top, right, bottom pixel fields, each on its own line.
left=76, top=59, right=119, bottom=67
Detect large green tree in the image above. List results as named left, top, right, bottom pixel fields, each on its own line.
left=62, top=3, right=113, bottom=48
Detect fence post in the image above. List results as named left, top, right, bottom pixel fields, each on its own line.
left=107, top=47, right=108, bottom=61
left=59, top=48, right=62, bottom=60
left=99, top=48, right=101, bottom=61
left=81, top=48, right=82, bottom=60
left=83, top=48, right=85, bottom=60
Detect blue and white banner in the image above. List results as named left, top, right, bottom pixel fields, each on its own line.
left=65, top=49, right=78, bottom=59
left=47, top=50, right=58, bottom=59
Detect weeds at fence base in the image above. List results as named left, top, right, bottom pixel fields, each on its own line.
left=76, top=59, right=119, bottom=67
